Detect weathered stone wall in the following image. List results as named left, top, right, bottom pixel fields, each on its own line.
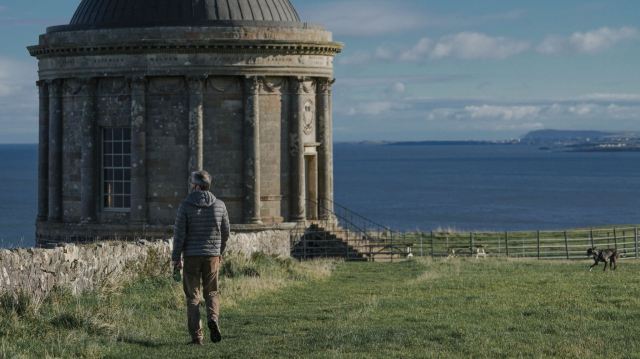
left=260, top=77, right=289, bottom=223
left=1, top=230, right=291, bottom=302
left=204, top=77, right=245, bottom=223
left=146, top=77, right=190, bottom=225
left=0, top=241, right=171, bottom=304
left=225, top=230, right=291, bottom=258
left=61, top=79, right=84, bottom=223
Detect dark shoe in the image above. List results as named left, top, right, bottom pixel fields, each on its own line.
left=208, top=320, right=222, bottom=343
left=188, top=338, right=204, bottom=346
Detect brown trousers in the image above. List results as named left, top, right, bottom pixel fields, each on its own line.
left=183, top=256, right=220, bottom=341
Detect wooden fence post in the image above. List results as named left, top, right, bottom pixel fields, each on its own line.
left=613, top=228, right=618, bottom=250
left=590, top=229, right=594, bottom=249
left=564, top=231, right=569, bottom=260
left=470, top=232, right=474, bottom=251
left=505, top=232, right=509, bottom=257
left=537, top=230, right=541, bottom=260
left=430, top=231, right=435, bottom=258
left=635, top=227, right=638, bottom=259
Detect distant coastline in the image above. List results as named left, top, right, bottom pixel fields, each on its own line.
left=336, top=129, right=640, bottom=153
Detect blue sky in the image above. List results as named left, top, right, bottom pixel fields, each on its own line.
left=0, top=0, right=639, bottom=142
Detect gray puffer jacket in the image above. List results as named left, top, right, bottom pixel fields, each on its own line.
left=172, top=190, right=230, bottom=262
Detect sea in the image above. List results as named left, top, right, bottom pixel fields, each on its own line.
left=1, top=143, right=639, bottom=248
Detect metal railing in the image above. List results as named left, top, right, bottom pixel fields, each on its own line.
left=290, top=199, right=412, bottom=261
left=407, top=227, right=640, bottom=260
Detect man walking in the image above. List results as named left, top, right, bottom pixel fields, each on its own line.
left=172, top=170, right=230, bottom=345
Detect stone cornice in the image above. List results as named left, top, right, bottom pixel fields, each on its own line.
left=28, top=40, right=343, bottom=58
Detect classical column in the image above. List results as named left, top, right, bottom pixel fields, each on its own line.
left=317, top=78, right=335, bottom=219
left=80, top=78, right=97, bottom=223
left=130, top=76, right=147, bottom=224
left=243, top=76, right=262, bottom=224
left=37, top=81, right=49, bottom=222
left=187, top=76, right=205, bottom=173
left=290, top=77, right=307, bottom=222
left=48, top=79, right=63, bottom=222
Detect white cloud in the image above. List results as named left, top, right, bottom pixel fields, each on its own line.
left=389, top=82, right=406, bottom=95
left=0, top=57, right=38, bottom=143
left=568, top=104, right=596, bottom=116
left=581, top=93, right=640, bottom=102
left=537, top=36, right=566, bottom=54
left=464, top=105, right=541, bottom=121
left=374, top=46, right=395, bottom=61
left=392, top=33, right=530, bottom=62
left=571, top=27, right=638, bottom=53
left=430, top=32, right=530, bottom=60
left=0, top=57, right=33, bottom=97
left=538, top=27, right=639, bottom=54
left=399, top=38, right=433, bottom=61
left=336, top=51, right=373, bottom=65
left=303, top=1, right=426, bottom=36
left=342, top=100, right=411, bottom=116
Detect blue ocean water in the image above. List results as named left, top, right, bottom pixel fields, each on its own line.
left=0, top=145, right=37, bottom=248
left=1, top=143, right=639, bottom=248
left=333, top=143, right=640, bottom=232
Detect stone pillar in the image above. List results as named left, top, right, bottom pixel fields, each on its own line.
left=48, top=79, right=63, bottom=222
left=317, top=78, right=335, bottom=219
left=80, top=78, right=97, bottom=223
left=37, top=81, right=49, bottom=222
left=290, top=77, right=307, bottom=222
left=130, top=77, right=147, bottom=224
left=243, top=76, right=262, bottom=224
left=188, top=76, right=205, bottom=173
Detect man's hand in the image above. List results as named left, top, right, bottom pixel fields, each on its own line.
left=172, top=260, right=183, bottom=270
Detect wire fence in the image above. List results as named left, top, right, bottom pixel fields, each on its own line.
left=383, top=227, right=639, bottom=260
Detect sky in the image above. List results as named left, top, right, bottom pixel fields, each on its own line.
left=0, top=0, right=639, bottom=142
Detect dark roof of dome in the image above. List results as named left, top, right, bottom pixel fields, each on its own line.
left=59, top=0, right=301, bottom=31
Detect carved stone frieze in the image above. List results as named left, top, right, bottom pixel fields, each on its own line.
left=261, top=77, right=286, bottom=94
left=208, top=77, right=242, bottom=93
left=62, top=79, right=86, bottom=96
left=290, top=77, right=316, bottom=95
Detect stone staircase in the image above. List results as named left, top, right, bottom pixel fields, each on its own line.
left=291, top=223, right=406, bottom=262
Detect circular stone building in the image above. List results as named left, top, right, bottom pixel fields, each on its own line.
left=29, top=0, right=342, bottom=245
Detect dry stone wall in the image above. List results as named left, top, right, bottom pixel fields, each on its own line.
left=0, top=230, right=290, bottom=303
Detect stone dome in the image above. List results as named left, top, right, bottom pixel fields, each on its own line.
left=62, top=0, right=301, bottom=31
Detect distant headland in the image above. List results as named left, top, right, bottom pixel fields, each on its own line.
left=342, top=129, right=640, bottom=152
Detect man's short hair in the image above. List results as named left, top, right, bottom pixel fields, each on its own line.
left=191, top=170, right=212, bottom=191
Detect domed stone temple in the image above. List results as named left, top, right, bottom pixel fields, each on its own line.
left=29, top=0, right=342, bottom=245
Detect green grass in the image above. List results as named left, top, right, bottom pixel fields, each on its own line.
left=3, top=258, right=640, bottom=358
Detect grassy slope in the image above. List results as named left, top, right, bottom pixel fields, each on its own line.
left=4, top=258, right=640, bottom=358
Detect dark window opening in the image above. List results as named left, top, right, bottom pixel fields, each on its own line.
left=103, top=127, right=132, bottom=210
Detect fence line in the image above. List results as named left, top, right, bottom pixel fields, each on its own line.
left=391, top=226, right=640, bottom=260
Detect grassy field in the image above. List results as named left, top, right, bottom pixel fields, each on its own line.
left=3, top=257, right=640, bottom=358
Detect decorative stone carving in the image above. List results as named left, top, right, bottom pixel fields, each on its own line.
left=62, top=79, right=86, bottom=96
left=261, top=77, right=285, bottom=94
left=208, top=77, right=242, bottom=93
left=303, top=100, right=315, bottom=135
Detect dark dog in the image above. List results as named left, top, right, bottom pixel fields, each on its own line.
left=587, top=247, right=619, bottom=272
